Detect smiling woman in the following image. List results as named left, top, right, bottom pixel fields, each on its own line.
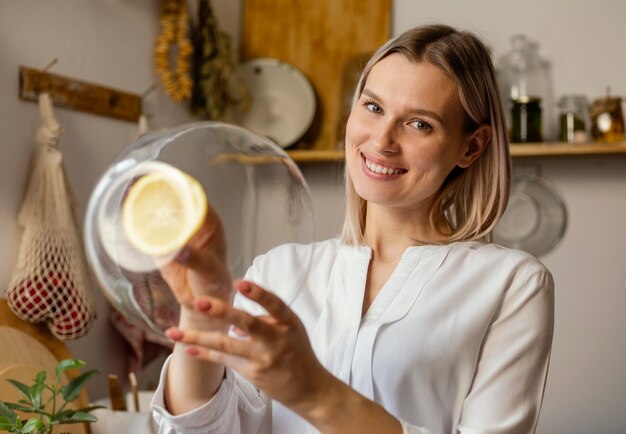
left=151, top=24, right=553, bottom=434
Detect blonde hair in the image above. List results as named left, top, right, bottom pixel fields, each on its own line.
left=340, top=24, right=511, bottom=246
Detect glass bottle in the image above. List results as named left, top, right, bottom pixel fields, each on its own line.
left=558, top=95, right=589, bottom=144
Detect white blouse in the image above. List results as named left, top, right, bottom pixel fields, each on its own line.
left=152, top=239, right=554, bottom=434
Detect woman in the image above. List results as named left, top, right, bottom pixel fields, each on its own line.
left=152, top=24, right=554, bottom=434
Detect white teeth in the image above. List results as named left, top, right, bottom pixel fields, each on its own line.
left=365, top=158, right=402, bottom=175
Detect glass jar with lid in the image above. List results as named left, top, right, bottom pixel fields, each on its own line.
left=590, top=96, right=624, bottom=143
left=497, top=35, right=554, bottom=142
left=558, top=95, right=589, bottom=144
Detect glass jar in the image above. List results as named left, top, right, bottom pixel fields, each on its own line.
left=511, top=96, right=543, bottom=143
left=497, top=35, right=554, bottom=142
left=590, top=96, right=625, bottom=143
left=558, top=95, right=589, bottom=143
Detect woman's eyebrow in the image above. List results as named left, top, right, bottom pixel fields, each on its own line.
left=362, top=88, right=444, bottom=124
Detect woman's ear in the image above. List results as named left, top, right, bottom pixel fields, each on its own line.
left=457, top=124, right=491, bottom=168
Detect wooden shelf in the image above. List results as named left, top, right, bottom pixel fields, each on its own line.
left=287, top=142, right=626, bottom=163
left=287, top=149, right=345, bottom=163
left=509, top=142, right=626, bottom=156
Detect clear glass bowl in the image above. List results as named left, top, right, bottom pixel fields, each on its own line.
left=84, top=122, right=316, bottom=336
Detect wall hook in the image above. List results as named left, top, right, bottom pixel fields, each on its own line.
left=34, top=58, right=59, bottom=93
left=42, top=58, right=59, bottom=73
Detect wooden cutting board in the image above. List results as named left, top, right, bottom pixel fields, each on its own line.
left=0, top=300, right=75, bottom=365
left=241, top=0, right=391, bottom=150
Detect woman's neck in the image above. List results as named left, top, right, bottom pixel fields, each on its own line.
left=362, top=203, right=448, bottom=261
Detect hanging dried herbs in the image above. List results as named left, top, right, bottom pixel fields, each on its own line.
left=190, top=0, right=248, bottom=120
left=155, top=0, right=193, bottom=102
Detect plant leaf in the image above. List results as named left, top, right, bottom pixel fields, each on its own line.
left=51, top=409, right=75, bottom=421
left=6, top=379, right=32, bottom=402
left=4, top=402, right=34, bottom=413
left=0, top=401, right=18, bottom=425
left=55, top=359, right=85, bottom=383
left=28, top=383, right=44, bottom=410
left=60, top=370, right=99, bottom=403
left=61, top=411, right=97, bottom=423
left=21, top=417, right=44, bottom=433
left=35, top=371, right=47, bottom=385
left=74, top=404, right=106, bottom=413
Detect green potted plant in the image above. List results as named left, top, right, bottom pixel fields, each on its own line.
left=0, top=359, right=102, bottom=434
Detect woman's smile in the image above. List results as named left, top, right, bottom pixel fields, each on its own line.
left=361, top=153, right=407, bottom=178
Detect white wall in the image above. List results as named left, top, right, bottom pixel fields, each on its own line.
left=1, top=1, right=625, bottom=432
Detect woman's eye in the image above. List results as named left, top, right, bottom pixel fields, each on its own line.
left=366, top=102, right=383, bottom=114
left=410, top=120, right=432, bottom=132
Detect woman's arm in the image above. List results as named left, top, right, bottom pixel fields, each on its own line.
left=165, top=309, right=228, bottom=414
left=458, top=263, right=554, bottom=432
left=299, top=374, right=404, bottom=434
left=158, top=208, right=234, bottom=415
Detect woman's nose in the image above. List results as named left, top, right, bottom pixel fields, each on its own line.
left=372, top=121, right=399, bottom=154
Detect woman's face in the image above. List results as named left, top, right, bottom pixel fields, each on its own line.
left=345, top=53, right=474, bottom=214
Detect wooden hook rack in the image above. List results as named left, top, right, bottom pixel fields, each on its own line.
left=19, top=66, right=142, bottom=122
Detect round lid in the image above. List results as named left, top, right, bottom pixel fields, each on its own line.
left=231, top=58, right=316, bottom=148
left=493, top=174, right=567, bottom=257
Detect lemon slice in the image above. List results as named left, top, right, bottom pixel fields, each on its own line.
left=122, top=166, right=207, bottom=257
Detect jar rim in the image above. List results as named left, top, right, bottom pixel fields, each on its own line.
left=513, top=96, right=542, bottom=103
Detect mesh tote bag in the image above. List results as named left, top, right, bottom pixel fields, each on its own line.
left=6, top=93, right=95, bottom=340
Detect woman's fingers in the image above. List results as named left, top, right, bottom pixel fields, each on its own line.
left=235, top=280, right=294, bottom=325
left=166, top=327, right=252, bottom=359
left=193, top=296, right=277, bottom=338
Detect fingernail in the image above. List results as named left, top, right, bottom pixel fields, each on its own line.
left=186, top=346, right=199, bottom=356
left=166, top=328, right=183, bottom=340
left=239, top=282, right=252, bottom=294
left=196, top=299, right=212, bottom=312
left=232, top=326, right=247, bottom=337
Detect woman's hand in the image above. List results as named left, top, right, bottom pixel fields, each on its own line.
left=159, top=204, right=233, bottom=329
left=165, top=280, right=334, bottom=414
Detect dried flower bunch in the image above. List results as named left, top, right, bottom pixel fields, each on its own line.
left=155, top=0, right=193, bottom=102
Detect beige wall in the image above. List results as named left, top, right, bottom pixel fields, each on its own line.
left=0, top=0, right=241, bottom=399
left=1, top=1, right=625, bottom=432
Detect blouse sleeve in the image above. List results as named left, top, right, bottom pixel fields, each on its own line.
left=458, top=262, right=555, bottom=433
left=151, top=356, right=267, bottom=434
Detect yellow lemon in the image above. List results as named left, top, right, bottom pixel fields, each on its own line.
left=122, top=167, right=207, bottom=257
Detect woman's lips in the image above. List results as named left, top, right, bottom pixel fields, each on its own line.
left=361, top=153, right=407, bottom=177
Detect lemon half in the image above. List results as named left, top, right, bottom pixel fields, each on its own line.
left=122, top=168, right=208, bottom=257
